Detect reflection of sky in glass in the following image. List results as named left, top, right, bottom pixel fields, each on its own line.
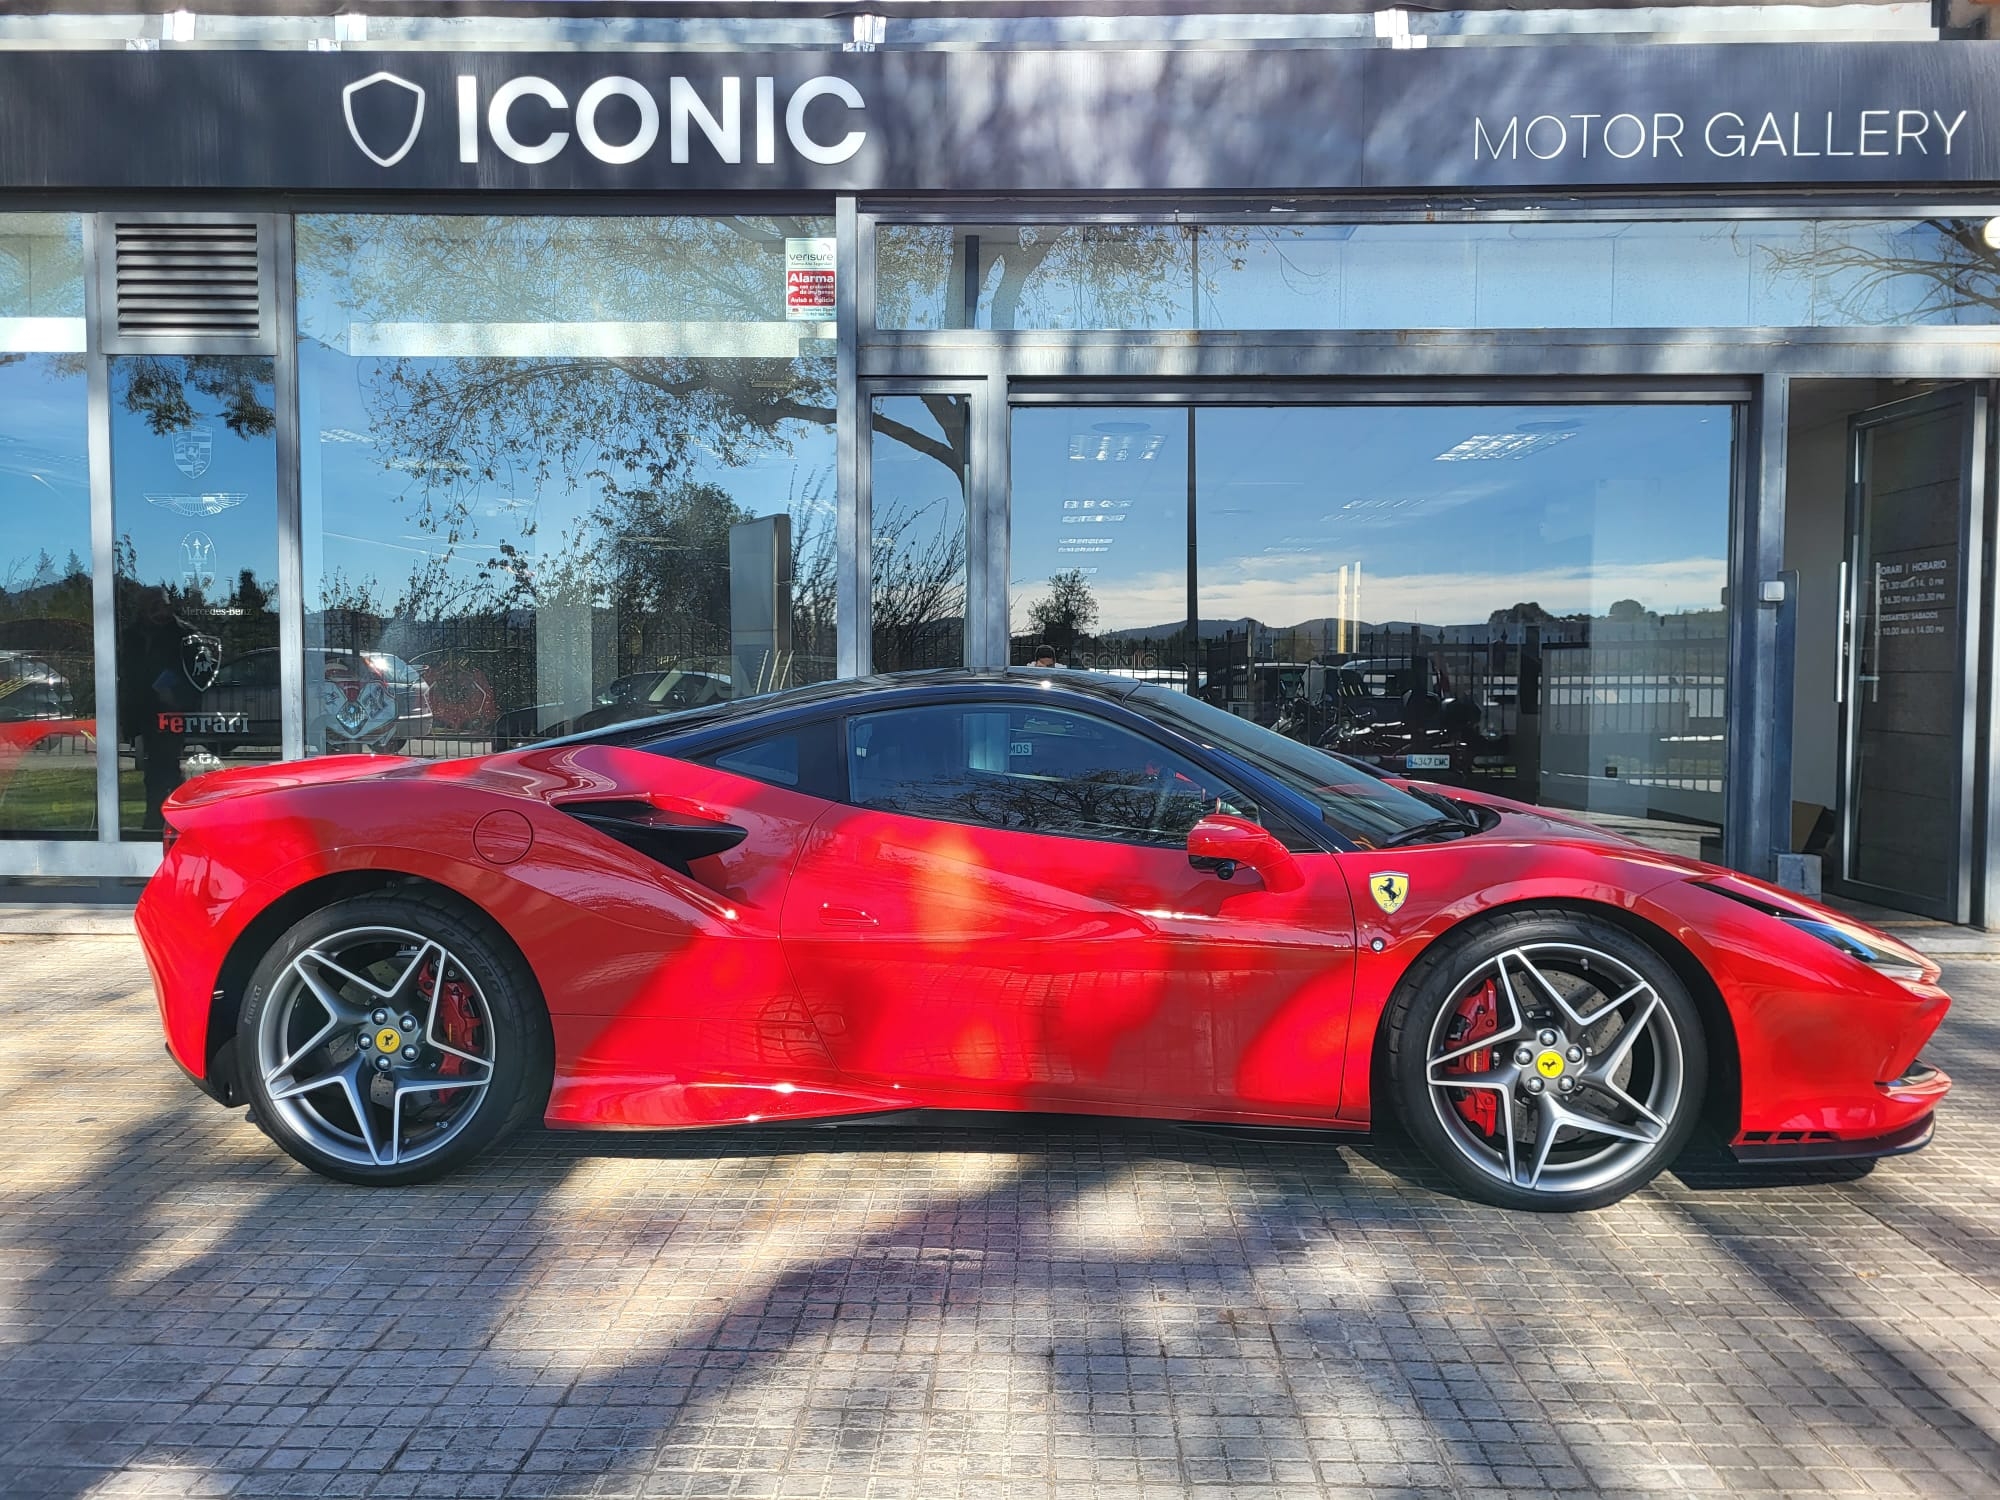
left=110, top=363, right=278, bottom=596
left=0, top=359, right=90, bottom=582
left=296, top=215, right=839, bottom=617
left=1015, top=404, right=1733, bottom=636
left=1195, top=405, right=1733, bottom=632
left=870, top=395, right=969, bottom=671
left=1011, top=407, right=1186, bottom=636
left=300, top=346, right=833, bottom=612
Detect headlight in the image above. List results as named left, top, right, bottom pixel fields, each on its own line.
left=1779, top=915, right=1928, bottom=983
left=1694, top=878, right=1932, bottom=984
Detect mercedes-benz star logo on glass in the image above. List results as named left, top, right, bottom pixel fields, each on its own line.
left=343, top=71, right=426, bottom=168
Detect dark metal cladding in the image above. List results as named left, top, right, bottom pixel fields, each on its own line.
left=0, top=44, right=1994, bottom=192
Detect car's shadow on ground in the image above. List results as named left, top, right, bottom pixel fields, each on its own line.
left=1666, top=1128, right=1879, bottom=1190
left=495, top=1109, right=1360, bottom=1176
left=482, top=1109, right=1872, bottom=1203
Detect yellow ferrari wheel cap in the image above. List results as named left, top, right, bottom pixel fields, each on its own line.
left=1369, top=872, right=1409, bottom=915
left=1535, top=1049, right=1566, bottom=1079
left=375, top=1027, right=403, bottom=1053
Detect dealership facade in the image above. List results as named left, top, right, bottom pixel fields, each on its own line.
left=1, top=4, right=1998, bottom=924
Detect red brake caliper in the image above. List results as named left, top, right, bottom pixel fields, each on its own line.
left=1440, top=980, right=1501, bottom=1135
left=419, top=960, right=483, bottom=1102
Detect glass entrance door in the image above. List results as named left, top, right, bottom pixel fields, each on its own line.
left=1834, top=387, right=1986, bottom=922
left=1010, top=398, right=1741, bottom=859
left=866, top=390, right=976, bottom=672
left=108, top=355, right=281, bottom=838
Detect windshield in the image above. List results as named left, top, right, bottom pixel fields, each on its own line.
left=1128, top=684, right=1450, bottom=848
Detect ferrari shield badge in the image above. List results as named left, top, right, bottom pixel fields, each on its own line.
left=1370, top=871, right=1410, bottom=915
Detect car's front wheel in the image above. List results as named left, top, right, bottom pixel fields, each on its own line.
left=1385, top=910, right=1706, bottom=1211
left=237, top=892, right=550, bottom=1185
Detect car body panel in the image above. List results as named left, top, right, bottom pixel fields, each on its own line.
left=783, top=803, right=1358, bottom=1117
left=135, top=671, right=1952, bottom=1162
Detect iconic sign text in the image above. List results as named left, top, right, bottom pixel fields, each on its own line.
left=453, top=72, right=866, bottom=168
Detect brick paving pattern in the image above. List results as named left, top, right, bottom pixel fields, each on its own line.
left=2, top=933, right=1998, bottom=1498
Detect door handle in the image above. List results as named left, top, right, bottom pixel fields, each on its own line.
left=819, top=903, right=878, bottom=927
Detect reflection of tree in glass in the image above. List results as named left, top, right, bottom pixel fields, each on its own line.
left=1759, top=219, right=2000, bottom=324
left=870, top=495, right=966, bottom=672
left=116, top=355, right=273, bottom=437
left=869, top=393, right=970, bottom=672
left=297, top=216, right=841, bottom=668
left=1026, top=569, right=1100, bottom=652
left=878, top=224, right=1254, bottom=330
left=0, top=548, right=92, bottom=719
left=875, top=767, right=1210, bottom=843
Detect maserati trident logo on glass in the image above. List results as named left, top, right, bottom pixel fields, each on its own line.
left=1370, top=871, right=1410, bottom=915
left=179, top=531, right=217, bottom=592
left=343, top=71, right=426, bottom=169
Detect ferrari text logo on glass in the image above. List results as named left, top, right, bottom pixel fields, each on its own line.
left=1371, top=871, right=1410, bottom=915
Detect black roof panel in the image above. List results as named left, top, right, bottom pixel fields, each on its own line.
left=533, top=666, right=1150, bottom=750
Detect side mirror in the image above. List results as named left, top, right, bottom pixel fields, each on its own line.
left=1187, top=814, right=1302, bottom=892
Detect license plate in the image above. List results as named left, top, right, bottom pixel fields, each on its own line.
left=1404, top=753, right=1451, bottom=770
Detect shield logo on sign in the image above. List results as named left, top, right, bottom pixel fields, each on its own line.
left=181, top=631, right=222, bottom=692
left=173, top=426, right=212, bottom=480
left=180, top=532, right=217, bottom=592
left=342, top=71, right=427, bottom=169
left=1370, top=871, right=1410, bottom=915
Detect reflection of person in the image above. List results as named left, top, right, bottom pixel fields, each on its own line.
left=116, top=587, right=192, bottom=832
left=1031, top=644, right=1059, bottom=668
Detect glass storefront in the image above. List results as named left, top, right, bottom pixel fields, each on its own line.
left=0, top=215, right=92, bottom=839
left=109, top=356, right=281, bottom=835
left=880, top=218, right=2000, bottom=332
left=295, top=214, right=837, bottom=757
left=1012, top=403, right=1737, bottom=856
left=2, top=198, right=1988, bottom=916
left=869, top=394, right=970, bottom=672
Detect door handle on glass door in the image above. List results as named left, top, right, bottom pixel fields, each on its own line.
left=819, top=904, right=878, bottom=927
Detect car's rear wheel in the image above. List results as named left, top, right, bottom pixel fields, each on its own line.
left=1385, top=910, right=1706, bottom=1211
left=237, top=893, right=549, bottom=1185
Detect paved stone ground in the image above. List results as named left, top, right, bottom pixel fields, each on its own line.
left=3, top=936, right=1998, bottom=1500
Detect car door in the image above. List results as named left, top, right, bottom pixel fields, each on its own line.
left=780, top=695, right=1359, bottom=1118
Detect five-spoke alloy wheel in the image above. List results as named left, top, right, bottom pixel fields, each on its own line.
left=1387, top=911, right=1706, bottom=1211
left=239, top=893, right=549, bottom=1185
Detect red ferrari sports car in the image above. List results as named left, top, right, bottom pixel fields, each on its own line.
left=137, top=669, right=1952, bottom=1210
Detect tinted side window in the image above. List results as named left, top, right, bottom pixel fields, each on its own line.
left=846, top=702, right=1255, bottom=846
left=710, top=733, right=801, bottom=788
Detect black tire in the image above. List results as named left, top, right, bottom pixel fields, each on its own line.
left=1383, top=908, right=1706, bottom=1212
left=236, top=890, right=551, bottom=1185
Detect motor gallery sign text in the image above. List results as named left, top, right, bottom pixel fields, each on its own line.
left=1473, top=109, right=1971, bottom=164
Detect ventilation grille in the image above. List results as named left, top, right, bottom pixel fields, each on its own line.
left=113, top=221, right=263, bottom=340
